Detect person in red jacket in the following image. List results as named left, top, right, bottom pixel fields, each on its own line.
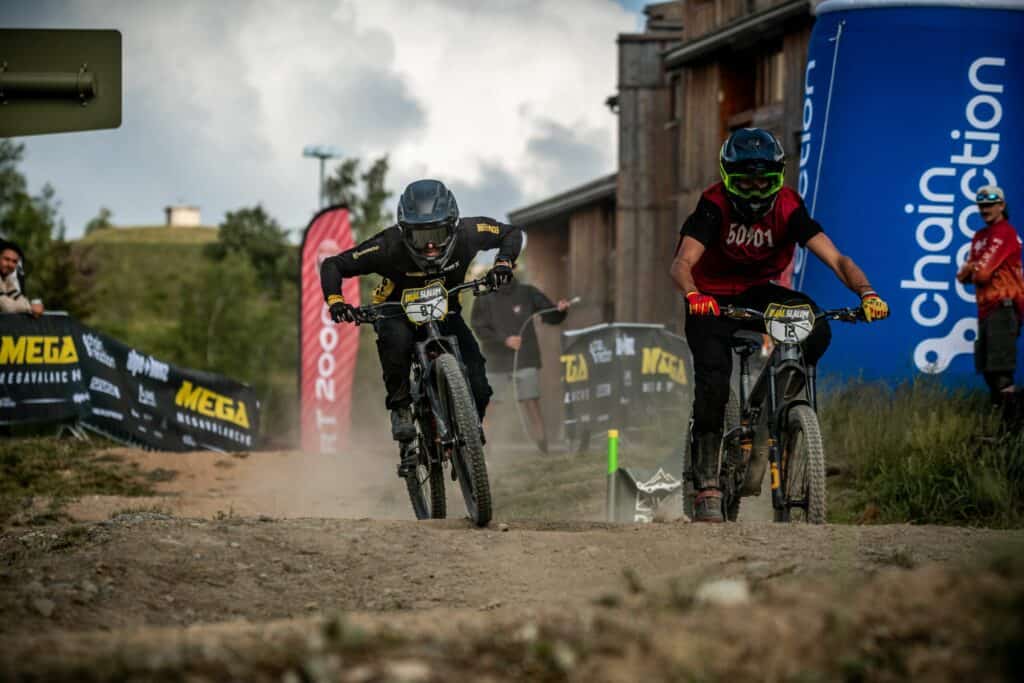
left=670, top=128, right=889, bottom=523
left=956, top=185, right=1024, bottom=413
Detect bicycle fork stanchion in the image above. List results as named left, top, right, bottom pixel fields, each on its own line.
left=606, top=429, right=619, bottom=522
left=769, top=438, right=784, bottom=509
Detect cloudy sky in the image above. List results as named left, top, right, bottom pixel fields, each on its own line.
left=7, top=0, right=647, bottom=238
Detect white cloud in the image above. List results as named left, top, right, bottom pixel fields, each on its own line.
left=15, top=1, right=635, bottom=235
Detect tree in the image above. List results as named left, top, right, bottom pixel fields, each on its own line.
left=84, top=207, right=113, bottom=235
left=0, top=141, right=90, bottom=317
left=323, top=155, right=393, bottom=241
left=205, top=205, right=294, bottom=291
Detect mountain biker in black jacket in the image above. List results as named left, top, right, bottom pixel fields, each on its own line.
left=320, top=179, right=522, bottom=442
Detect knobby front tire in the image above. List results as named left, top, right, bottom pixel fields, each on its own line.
left=776, top=404, right=827, bottom=524
left=437, top=353, right=492, bottom=527
left=404, top=437, right=446, bottom=520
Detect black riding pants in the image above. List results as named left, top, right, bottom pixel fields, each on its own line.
left=374, top=313, right=492, bottom=419
left=685, top=283, right=832, bottom=435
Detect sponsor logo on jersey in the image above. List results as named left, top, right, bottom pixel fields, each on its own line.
left=352, top=244, right=380, bottom=260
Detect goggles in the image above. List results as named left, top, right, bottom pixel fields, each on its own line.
left=720, top=162, right=784, bottom=199
left=408, top=222, right=453, bottom=251
left=976, top=191, right=1003, bottom=205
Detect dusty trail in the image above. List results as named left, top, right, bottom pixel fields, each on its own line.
left=2, top=442, right=1022, bottom=681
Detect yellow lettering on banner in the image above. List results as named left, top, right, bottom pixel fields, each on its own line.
left=0, top=336, right=26, bottom=364
left=560, top=354, right=589, bottom=383
left=0, top=335, right=78, bottom=365
left=641, top=347, right=687, bottom=384
left=175, top=380, right=251, bottom=429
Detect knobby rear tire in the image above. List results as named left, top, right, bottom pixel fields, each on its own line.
left=437, top=353, right=492, bottom=527
left=777, top=404, right=827, bottom=524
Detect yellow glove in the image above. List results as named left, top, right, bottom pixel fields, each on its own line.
left=860, top=291, right=889, bottom=322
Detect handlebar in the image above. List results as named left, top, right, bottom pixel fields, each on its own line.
left=719, top=305, right=865, bottom=323
left=347, top=277, right=496, bottom=325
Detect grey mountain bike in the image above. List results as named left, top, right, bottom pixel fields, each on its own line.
left=349, top=277, right=495, bottom=527
left=683, top=303, right=865, bottom=524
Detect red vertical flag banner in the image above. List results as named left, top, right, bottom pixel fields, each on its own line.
left=299, top=205, right=360, bottom=453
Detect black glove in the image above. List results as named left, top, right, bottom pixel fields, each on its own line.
left=486, top=261, right=514, bottom=289
left=329, top=302, right=358, bottom=323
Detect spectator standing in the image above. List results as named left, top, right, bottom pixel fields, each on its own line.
left=956, top=185, right=1024, bottom=419
left=0, top=241, right=44, bottom=316
left=471, top=275, right=569, bottom=454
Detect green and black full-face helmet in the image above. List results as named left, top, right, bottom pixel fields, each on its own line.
left=396, top=179, right=460, bottom=273
left=719, top=128, right=786, bottom=223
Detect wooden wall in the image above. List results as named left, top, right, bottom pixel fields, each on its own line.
left=567, top=202, right=616, bottom=327
left=616, top=34, right=680, bottom=326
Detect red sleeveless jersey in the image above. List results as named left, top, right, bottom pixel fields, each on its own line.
left=691, top=184, right=813, bottom=296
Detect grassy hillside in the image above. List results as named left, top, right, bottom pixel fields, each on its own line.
left=74, top=240, right=211, bottom=356
left=79, top=225, right=219, bottom=245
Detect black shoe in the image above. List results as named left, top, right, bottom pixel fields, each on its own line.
left=390, top=406, right=416, bottom=442
left=693, top=488, right=724, bottom=523
left=537, top=438, right=548, bottom=455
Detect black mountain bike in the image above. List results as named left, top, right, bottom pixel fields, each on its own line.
left=683, top=302, right=865, bottom=524
left=348, top=278, right=495, bottom=527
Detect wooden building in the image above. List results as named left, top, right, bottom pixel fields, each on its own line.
left=507, top=0, right=817, bottom=441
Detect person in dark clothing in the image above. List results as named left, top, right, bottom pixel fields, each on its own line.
left=320, top=179, right=522, bottom=442
left=670, top=128, right=889, bottom=522
left=471, top=277, right=569, bottom=453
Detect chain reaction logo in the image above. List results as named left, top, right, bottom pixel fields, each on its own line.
left=900, top=56, right=1006, bottom=373
left=174, top=380, right=250, bottom=429
left=0, top=335, right=79, bottom=365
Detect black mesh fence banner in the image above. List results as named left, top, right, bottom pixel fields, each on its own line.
left=1, top=313, right=259, bottom=451
left=560, top=322, right=694, bottom=446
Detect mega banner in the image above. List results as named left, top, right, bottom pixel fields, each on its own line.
left=560, top=323, right=694, bottom=443
left=1, top=313, right=260, bottom=450
left=299, top=205, right=359, bottom=454
left=796, top=0, right=1024, bottom=382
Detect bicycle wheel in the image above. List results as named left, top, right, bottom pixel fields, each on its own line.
left=436, top=353, right=492, bottom=527
left=776, top=404, right=826, bottom=524
left=403, top=437, right=446, bottom=520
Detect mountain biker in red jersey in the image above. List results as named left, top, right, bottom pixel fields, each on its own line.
left=956, top=185, right=1024, bottom=418
left=670, top=128, right=890, bottom=523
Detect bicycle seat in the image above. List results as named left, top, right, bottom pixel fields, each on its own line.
left=730, top=330, right=763, bottom=357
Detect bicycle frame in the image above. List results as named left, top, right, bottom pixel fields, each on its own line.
left=721, top=305, right=861, bottom=512
left=353, top=278, right=493, bottom=467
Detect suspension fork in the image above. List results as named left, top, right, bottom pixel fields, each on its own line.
left=766, top=363, right=785, bottom=509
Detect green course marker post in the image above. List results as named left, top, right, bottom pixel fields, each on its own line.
left=606, top=429, right=619, bottom=522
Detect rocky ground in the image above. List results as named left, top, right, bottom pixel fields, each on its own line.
left=1, top=443, right=1022, bottom=681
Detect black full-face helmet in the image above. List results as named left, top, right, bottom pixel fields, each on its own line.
left=396, top=179, right=460, bottom=273
left=719, top=128, right=786, bottom=224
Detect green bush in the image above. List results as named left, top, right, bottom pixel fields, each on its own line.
left=820, top=379, right=1024, bottom=527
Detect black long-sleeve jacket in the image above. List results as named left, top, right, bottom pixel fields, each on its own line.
left=320, top=217, right=523, bottom=312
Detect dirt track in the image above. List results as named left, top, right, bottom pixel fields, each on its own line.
left=2, top=445, right=1023, bottom=681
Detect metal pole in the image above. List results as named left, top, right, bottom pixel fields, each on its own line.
left=318, top=156, right=326, bottom=209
